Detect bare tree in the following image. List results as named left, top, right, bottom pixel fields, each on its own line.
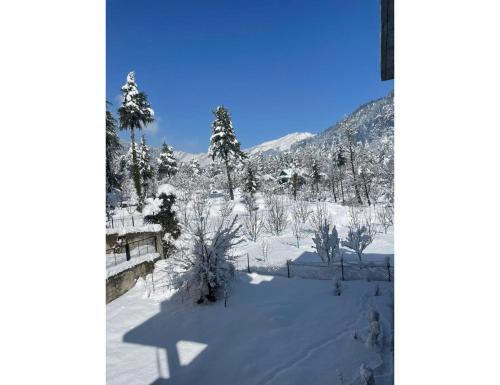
left=308, top=202, right=331, bottom=233
left=292, top=197, right=312, bottom=224
left=376, top=204, right=393, bottom=234
left=291, top=209, right=305, bottom=247
left=264, top=195, right=288, bottom=235
left=260, top=240, right=270, bottom=262
left=243, top=204, right=264, bottom=242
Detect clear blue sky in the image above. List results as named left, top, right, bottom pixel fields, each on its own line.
left=107, top=0, right=393, bottom=153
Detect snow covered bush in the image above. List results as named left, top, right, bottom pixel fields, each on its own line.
left=360, top=364, right=375, bottom=385
left=341, top=207, right=377, bottom=261
left=312, top=220, right=340, bottom=264
left=175, top=210, right=243, bottom=303
left=336, top=369, right=346, bottom=385
left=264, top=195, right=288, bottom=235
left=366, top=310, right=381, bottom=349
left=332, top=278, right=342, bottom=296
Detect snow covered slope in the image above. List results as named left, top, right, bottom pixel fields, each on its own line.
left=245, top=132, right=315, bottom=156
left=172, top=132, right=315, bottom=165
left=292, top=91, right=394, bottom=150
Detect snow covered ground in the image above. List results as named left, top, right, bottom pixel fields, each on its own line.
left=107, top=184, right=394, bottom=384
left=107, top=268, right=393, bottom=385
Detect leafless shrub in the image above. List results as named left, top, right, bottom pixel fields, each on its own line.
left=376, top=204, right=393, bottom=233
left=308, top=201, right=331, bottom=233
left=243, top=205, right=264, bottom=242
left=264, top=195, right=288, bottom=235
left=260, top=240, right=270, bottom=261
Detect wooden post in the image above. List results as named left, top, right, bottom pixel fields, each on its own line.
left=111, top=217, right=114, bottom=228
left=132, top=216, right=135, bottom=227
left=387, top=259, right=391, bottom=282
left=247, top=253, right=250, bottom=273
left=287, top=260, right=291, bottom=278
left=340, top=255, right=345, bottom=281
left=125, top=244, right=131, bottom=261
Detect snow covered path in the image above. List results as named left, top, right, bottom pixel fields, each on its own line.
left=107, top=271, right=393, bottom=385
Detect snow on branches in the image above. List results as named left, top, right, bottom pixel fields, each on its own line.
left=312, top=219, right=340, bottom=264
left=157, top=142, right=178, bottom=180
left=341, top=207, right=377, bottom=261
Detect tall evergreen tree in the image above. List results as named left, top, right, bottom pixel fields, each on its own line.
left=340, top=122, right=363, bottom=205
left=144, top=192, right=181, bottom=255
left=118, top=71, right=154, bottom=210
left=137, top=135, right=154, bottom=199
left=311, top=159, right=321, bottom=195
left=243, top=162, right=259, bottom=196
left=106, top=101, right=122, bottom=193
left=157, top=142, right=178, bottom=180
left=335, top=139, right=347, bottom=203
left=208, top=106, right=246, bottom=200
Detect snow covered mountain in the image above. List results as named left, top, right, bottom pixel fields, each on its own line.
left=292, top=91, right=394, bottom=150
left=172, top=132, right=315, bottom=166
left=245, top=132, right=315, bottom=156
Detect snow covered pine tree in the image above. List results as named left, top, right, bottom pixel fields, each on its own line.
left=106, top=101, right=122, bottom=193
left=137, top=135, right=154, bottom=199
left=118, top=71, right=154, bottom=210
left=208, top=106, right=246, bottom=200
left=242, top=162, right=259, bottom=196
left=157, top=142, right=178, bottom=181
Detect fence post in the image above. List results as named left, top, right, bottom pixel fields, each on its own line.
left=132, top=216, right=135, bottom=227
left=247, top=253, right=250, bottom=273
left=125, top=244, right=131, bottom=261
left=111, top=217, right=114, bottom=228
left=154, top=236, right=158, bottom=252
left=340, top=255, right=345, bottom=281
left=387, top=259, right=391, bottom=282
left=114, top=252, right=117, bottom=266
left=287, top=260, right=290, bottom=278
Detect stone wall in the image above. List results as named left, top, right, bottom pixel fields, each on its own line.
left=106, top=256, right=161, bottom=303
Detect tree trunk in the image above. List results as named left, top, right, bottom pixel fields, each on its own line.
left=348, top=142, right=363, bottom=205
left=339, top=168, right=345, bottom=203
left=361, top=173, right=371, bottom=206
left=224, top=158, right=234, bottom=200
left=331, top=173, right=337, bottom=202
left=130, top=129, right=143, bottom=210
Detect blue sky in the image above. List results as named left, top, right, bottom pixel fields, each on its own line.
left=107, top=0, right=393, bottom=153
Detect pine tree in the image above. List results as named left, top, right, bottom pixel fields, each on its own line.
left=118, top=71, right=155, bottom=210
left=335, top=139, right=347, bottom=203
left=157, top=142, right=178, bottom=180
left=311, top=159, right=321, bottom=195
left=243, top=163, right=259, bottom=196
left=137, top=135, right=154, bottom=199
left=340, top=122, right=363, bottom=205
left=208, top=106, right=246, bottom=200
left=190, top=159, right=201, bottom=176
left=106, top=101, right=122, bottom=193
left=144, top=192, right=181, bottom=255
